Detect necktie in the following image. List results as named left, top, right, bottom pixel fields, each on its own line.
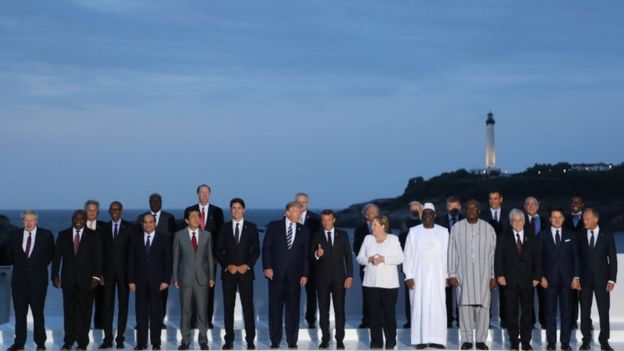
left=450, top=216, right=456, bottom=228
left=234, top=223, right=240, bottom=243
left=73, top=230, right=80, bottom=255
left=327, top=231, right=332, bottom=247
left=516, top=233, right=523, bottom=255
left=533, top=216, right=539, bottom=234
left=589, top=230, right=595, bottom=249
left=146, top=235, right=151, bottom=254
left=287, top=223, right=293, bottom=249
left=25, top=231, right=32, bottom=257
left=201, top=207, right=206, bottom=231
left=494, top=211, right=499, bottom=222
left=113, top=223, right=119, bottom=239
left=573, top=215, right=580, bottom=227
left=191, top=231, right=198, bottom=253
left=556, top=230, right=561, bottom=246
left=152, top=213, right=159, bottom=225
left=367, top=222, right=372, bottom=234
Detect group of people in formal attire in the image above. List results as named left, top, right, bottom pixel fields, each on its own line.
left=3, top=187, right=618, bottom=351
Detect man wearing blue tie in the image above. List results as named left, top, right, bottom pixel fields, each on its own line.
left=262, top=201, right=310, bottom=349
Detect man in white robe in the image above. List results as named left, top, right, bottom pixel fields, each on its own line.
left=404, top=203, right=449, bottom=349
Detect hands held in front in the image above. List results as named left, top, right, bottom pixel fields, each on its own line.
left=449, top=277, right=460, bottom=287
left=368, top=254, right=384, bottom=265
left=227, top=264, right=251, bottom=275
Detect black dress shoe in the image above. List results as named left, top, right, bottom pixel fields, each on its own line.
left=178, top=344, right=189, bottom=350
left=403, top=322, right=411, bottom=328
left=336, top=342, right=345, bottom=349
left=247, top=343, right=256, bottom=350
left=308, top=323, right=317, bottom=329
left=117, top=343, right=125, bottom=349
left=288, top=344, right=297, bottom=349
left=270, top=344, right=279, bottom=349
left=476, top=342, right=489, bottom=350
left=100, top=342, right=113, bottom=349
left=460, top=342, right=473, bottom=350
left=509, top=344, right=519, bottom=351
left=546, top=344, right=555, bottom=351
left=77, top=346, right=88, bottom=350
left=318, top=341, right=329, bottom=349
left=521, top=345, right=532, bottom=351
left=572, top=322, right=578, bottom=329
left=415, top=345, right=427, bottom=350
left=36, top=346, right=46, bottom=351
left=384, top=344, right=396, bottom=350
left=579, top=344, right=591, bottom=350
left=7, top=345, right=24, bottom=351
left=152, top=346, right=161, bottom=351
left=601, top=343, right=614, bottom=351
left=61, top=345, right=72, bottom=351
left=133, top=346, right=145, bottom=351
left=358, top=322, right=369, bottom=328
left=429, top=344, right=446, bottom=349
left=561, top=345, right=572, bottom=351
left=207, top=322, right=214, bottom=329
left=200, top=343, right=209, bottom=350
left=222, top=343, right=233, bottom=350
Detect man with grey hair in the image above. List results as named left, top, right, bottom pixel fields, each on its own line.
left=353, top=202, right=380, bottom=328
left=262, top=201, right=310, bottom=348
left=448, top=199, right=497, bottom=350
left=84, top=199, right=107, bottom=330
left=6, top=210, right=55, bottom=351
left=522, top=196, right=547, bottom=329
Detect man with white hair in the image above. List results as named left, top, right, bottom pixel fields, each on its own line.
left=403, top=203, right=449, bottom=349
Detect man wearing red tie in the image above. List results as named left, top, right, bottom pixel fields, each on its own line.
left=6, top=210, right=55, bottom=351
left=172, top=209, right=215, bottom=350
left=184, top=184, right=224, bottom=329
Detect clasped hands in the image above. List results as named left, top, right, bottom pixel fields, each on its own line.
left=368, top=254, right=385, bottom=265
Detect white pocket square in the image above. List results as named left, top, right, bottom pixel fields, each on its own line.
left=565, top=239, right=571, bottom=242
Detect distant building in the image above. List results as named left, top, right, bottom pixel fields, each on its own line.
left=471, top=111, right=501, bottom=175
left=571, top=163, right=613, bottom=172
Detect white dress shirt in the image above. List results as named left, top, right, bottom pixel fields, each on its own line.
left=232, top=220, right=244, bottom=241
left=151, top=211, right=161, bottom=225
left=490, top=208, right=501, bottom=221
left=587, top=226, right=600, bottom=246
left=315, top=228, right=334, bottom=260
left=22, top=227, right=37, bottom=257
left=514, top=229, right=524, bottom=243
left=144, top=231, right=155, bottom=245
left=551, top=226, right=562, bottom=244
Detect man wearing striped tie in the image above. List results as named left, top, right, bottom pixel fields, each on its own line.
left=262, top=201, right=311, bottom=349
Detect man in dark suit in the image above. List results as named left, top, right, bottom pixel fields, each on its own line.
left=262, top=201, right=310, bottom=349
left=137, top=193, right=176, bottom=329
left=564, top=196, right=584, bottom=329
left=128, top=213, right=172, bottom=350
left=578, top=208, right=617, bottom=351
left=6, top=210, right=55, bottom=351
left=523, top=196, right=548, bottom=329
left=398, top=201, right=422, bottom=329
left=52, top=210, right=103, bottom=350
left=480, top=189, right=509, bottom=327
left=215, top=198, right=260, bottom=350
left=173, top=209, right=214, bottom=351
left=353, top=202, right=379, bottom=329
left=539, top=208, right=580, bottom=351
left=294, top=192, right=321, bottom=329
left=310, top=210, right=353, bottom=350
left=184, top=184, right=224, bottom=329
left=100, top=201, right=134, bottom=349
left=495, top=209, right=542, bottom=351
left=84, top=199, right=108, bottom=330
left=436, top=195, right=463, bottom=329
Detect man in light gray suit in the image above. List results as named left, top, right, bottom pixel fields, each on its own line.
left=173, top=208, right=215, bottom=350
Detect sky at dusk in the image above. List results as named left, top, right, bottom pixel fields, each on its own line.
left=1, top=1, right=623, bottom=210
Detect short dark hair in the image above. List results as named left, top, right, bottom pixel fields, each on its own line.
left=72, top=209, right=87, bottom=219
left=549, top=207, right=565, bottom=217
left=230, top=198, right=246, bottom=209
left=149, top=193, right=162, bottom=201
left=109, top=201, right=123, bottom=209
left=184, top=208, right=200, bottom=220
left=465, top=199, right=481, bottom=209
left=446, top=195, right=461, bottom=204
left=320, top=209, right=335, bottom=218
left=196, top=184, right=211, bottom=193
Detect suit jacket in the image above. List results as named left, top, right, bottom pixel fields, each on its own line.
left=539, top=228, right=580, bottom=286
left=7, top=227, right=55, bottom=289
left=564, top=213, right=585, bottom=233
left=302, top=211, right=321, bottom=238
left=309, top=229, right=353, bottom=285
left=399, top=217, right=421, bottom=249
left=495, top=228, right=542, bottom=288
left=137, top=211, right=177, bottom=238
left=102, top=220, right=134, bottom=278
left=262, top=219, right=310, bottom=282
left=184, top=204, right=224, bottom=238
left=52, top=227, right=103, bottom=289
left=436, top=213, right=465, bottom=233
left=215, top=220, right=260, bottom=280
left=172, top=227, right=214, bottom=287
left=127, top=232, right=172, bottom=287
left=353, top=222, right=370, bottom=256
left=577, top=227, right=617, bottom=285
left=480, top=207, right=509, bottom=236
left=524, top=213, right=547, bottom=236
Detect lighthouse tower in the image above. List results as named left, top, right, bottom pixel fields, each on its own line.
left=485, top=111, right=496, bottom=169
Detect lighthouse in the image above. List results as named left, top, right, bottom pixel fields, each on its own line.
left=485, top=111, right=496, bottom=169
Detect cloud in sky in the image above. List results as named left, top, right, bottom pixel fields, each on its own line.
left=1, top=1, right=623, bottom=209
